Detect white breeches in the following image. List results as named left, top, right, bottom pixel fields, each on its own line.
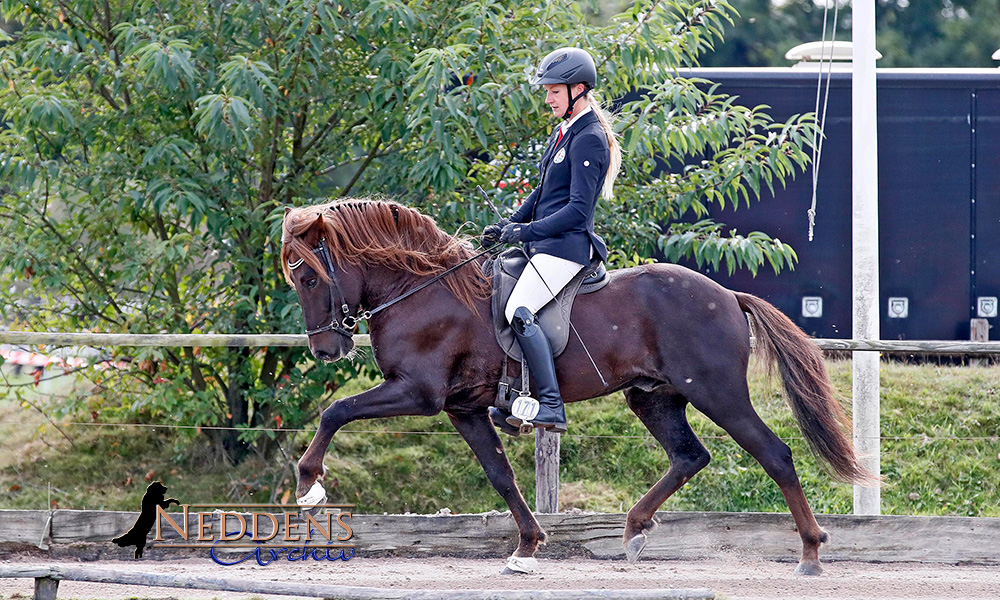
left=505, top=253, right=585, bottom=323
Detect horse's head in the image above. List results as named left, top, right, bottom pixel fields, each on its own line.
left=281, top=199, right=493, bottom=362
left=281, top=205, right=361, bottom=362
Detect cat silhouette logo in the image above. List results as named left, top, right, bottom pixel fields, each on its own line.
left=111, top=481, right=179, bottom=558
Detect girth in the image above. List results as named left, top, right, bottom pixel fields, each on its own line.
left=489, top=248, right=610, bottom=361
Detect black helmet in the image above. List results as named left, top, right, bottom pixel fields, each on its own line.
left=531, top=47, right=597, bottom=89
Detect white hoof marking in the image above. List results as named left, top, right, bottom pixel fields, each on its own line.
left=503, top=555, right=538, bottom=574
left=297, top=481, right=327, bottom=507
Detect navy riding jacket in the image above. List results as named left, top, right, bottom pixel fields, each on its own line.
left=510, top=110, right=610, bottom=266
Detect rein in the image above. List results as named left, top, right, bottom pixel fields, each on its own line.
left=293, top=239, right=502, bottom=339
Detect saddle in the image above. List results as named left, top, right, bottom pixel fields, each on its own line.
left=489, top=248, right=610, bottom=361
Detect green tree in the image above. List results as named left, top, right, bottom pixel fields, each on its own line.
left=0, top=0, right=811, bottom=463
left=699, top=0, right=1000, bottom=68
left=698, top=0, right=829, bottom=67
left=875, top=0, right=1000, bottom=68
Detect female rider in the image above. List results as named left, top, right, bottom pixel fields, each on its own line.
left=482, top=47, right=621, bottom=434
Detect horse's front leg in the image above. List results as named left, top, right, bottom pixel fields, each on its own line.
left=447, top=409, right=546, bottom=574
left=296, top=377, right=440, bottom=499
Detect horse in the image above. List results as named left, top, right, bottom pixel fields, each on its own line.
left=280, top=198, right=874, bottom=576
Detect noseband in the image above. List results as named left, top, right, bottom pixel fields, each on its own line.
left=291, top=239, right=367, bottom=339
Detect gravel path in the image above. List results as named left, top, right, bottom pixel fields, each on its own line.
left=1, top=556, right=999, bottom=600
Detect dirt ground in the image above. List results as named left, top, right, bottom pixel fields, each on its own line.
left=1, top=555, right=999, bottom=600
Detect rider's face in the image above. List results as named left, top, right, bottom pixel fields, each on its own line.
left=543, top=83, right=586, bottom=117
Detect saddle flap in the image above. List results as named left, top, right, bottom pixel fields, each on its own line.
left=491, top=249, right=608, bottom=362
left=500, top=253, right=529, bottom=278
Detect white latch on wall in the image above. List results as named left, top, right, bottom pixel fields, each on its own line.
left=888, top=297, right=909, bottom=319
left=802, top=296, right=823, bottom=318
left=978, top=296, right=998, bottom=318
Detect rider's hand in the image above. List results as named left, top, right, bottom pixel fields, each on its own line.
left=480, top=218, right=509, bottom=247
left=498, top=222, right=525, bottom=244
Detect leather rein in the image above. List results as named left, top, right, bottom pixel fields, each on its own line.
left=290, top=238, right=501, bottom=339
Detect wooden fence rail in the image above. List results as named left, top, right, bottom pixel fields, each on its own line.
left=4, top=509, right=1000, bottom=564
left=0, top=565, right=714, bottom=600
left=2, top=331, right=1000, bottom=354
left=0, top=331, right=342, bottom=348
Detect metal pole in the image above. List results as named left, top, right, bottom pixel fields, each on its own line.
left=852, top=0, right=881, bottom=515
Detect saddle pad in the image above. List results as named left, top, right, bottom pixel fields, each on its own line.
left=491, top=249, right=610, bottom=361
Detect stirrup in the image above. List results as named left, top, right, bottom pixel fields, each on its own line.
left=490, top=407, right=528, bottom=437
left=502, top=413, right=536, bottom=436
left=505, top=413, right=565, bottom=435
left=504, top=394, right=541, bottom=433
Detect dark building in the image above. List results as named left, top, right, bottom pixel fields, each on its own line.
left=672, top=67, right=1000, bottom=341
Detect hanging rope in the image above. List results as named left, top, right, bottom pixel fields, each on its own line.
left=808, top=1, right=840, bottom=242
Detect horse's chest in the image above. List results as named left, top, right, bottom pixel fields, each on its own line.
left=368, top=320, right=452, bottom=373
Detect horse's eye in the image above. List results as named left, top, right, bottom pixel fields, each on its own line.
left=304, top=277, right=318, bottom=289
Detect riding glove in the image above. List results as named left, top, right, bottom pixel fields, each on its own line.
left=499, top=222, right=526, bottom=244
left=480, top=218, right=509, bottom=247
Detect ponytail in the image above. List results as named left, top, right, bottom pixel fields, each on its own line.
left=587, top=90, right=621, bottom=201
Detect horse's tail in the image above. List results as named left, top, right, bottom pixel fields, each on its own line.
left=735, top=292, right=877, bottom=485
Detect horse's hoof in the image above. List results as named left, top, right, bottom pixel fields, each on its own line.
left=296, top=481, right=328, bottom=516
left=624, top=533, right=647, bottom=564
left=794, top=560, right=824, bottom=576
left=501, top=555, right=537, bottom=574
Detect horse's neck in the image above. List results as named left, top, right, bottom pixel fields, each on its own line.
left=361, top=263, right=490, bottom=322
left=360, top=266, right=424, bottom=310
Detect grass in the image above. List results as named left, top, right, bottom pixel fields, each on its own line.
left=1, top=359, right=999, bottom=516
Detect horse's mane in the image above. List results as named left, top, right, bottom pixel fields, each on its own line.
left=281, top=199, right=491, bottom=313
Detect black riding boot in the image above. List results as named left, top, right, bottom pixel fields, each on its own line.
left=506, top=307, right=568, bottom=433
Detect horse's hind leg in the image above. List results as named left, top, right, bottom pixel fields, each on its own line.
left=690, top=381, right=828, bottom=575
left=623, top=386, right=711, bottom=563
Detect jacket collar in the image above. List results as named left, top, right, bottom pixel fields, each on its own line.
left=560, top=105, right=593, bottom=135
left=543, top=110, right=598, bottom=164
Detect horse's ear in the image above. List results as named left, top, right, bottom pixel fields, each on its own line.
left=309, top=212, right=327, bottom=238
left=284, top=206, right=293, bottom=219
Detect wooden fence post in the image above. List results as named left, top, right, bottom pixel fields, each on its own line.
left=535, top=428, right=560, bottom=513
left=971, top=318, right=989, bottom=367
left=34, top=576, right=59, bottom=600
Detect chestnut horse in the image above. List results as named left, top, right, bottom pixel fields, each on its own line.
left=280, top=199, right=872, bottom=575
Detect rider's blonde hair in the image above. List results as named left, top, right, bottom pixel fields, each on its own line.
left=586, top=90, right=621, bottom=201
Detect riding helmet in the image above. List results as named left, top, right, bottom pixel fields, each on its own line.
left=530, top=47, right=597, bottom=89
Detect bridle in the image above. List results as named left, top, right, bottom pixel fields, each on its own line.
left=289, top=238, right=502, bottom=339
left=290, top=239, right=363, bottom=338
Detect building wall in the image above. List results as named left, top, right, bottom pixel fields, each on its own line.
left=669, top=68, right=1000, bottom=340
